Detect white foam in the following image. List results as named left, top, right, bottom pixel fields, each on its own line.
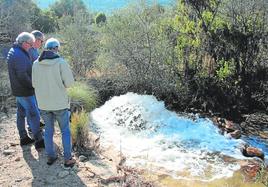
left=90, top=93, right=245, bottom=181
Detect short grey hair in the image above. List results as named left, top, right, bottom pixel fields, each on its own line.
left=31, top=30, right=44, bottom=40
left=16, top=32, right=35, bottom=44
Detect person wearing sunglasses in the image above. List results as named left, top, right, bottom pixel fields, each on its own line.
left=6, top=32, right=45, bottom=150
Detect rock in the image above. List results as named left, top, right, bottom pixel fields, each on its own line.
left=79, top=155, right=87, bottom=162
left=10, top=142, right=18, bottom=146
left=229, top=130, right=241, bottom=139
left=242, top=146, right=265, bottom=160
left=72, top=165, right=81, bottom=172
left=240, top=160, right=262, bottom=179
left=101, top=175, right=125, bottom=185
left=241, top=113, right=268, bottom=136
left=62, top=165, right=72, bottom=170
left=70, top=171, right=76, bottom=175
left=15, top=179, right=22, bottom=182
left=88, top=171, right=95, bottom=178
left=3, top=145, right=9, bottom=150
left=3, top=149, right=15, bottom=155
left=23, top=177, right=32, bottom=181
left=224, top=120, right=237, bottom=132
left=259, top=131, right=268, bottom=139
left=84, top=161, right=113, bottom=180
left=14, top=157, right=20, bottom=162
left=58, top=171, right=69, bottom=178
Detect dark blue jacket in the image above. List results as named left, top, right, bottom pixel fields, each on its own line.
left=7, top=44, right=34, bottom=96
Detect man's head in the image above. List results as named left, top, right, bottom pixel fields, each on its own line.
left=16, top=32, right=35, bottom=52
left=31, top=30, right=45, bottom=49
left=44, top=38, right=60, bottom=52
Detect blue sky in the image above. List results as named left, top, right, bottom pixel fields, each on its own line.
left=35, top=0, right=175, bottom=13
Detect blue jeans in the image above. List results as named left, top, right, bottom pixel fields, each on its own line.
left=16, top=96, right=42, bottom=141
left=40, top=109, right=72, bottom=161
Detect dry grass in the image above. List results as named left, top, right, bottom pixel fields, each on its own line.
left=70, top=110, right=89, bottom=151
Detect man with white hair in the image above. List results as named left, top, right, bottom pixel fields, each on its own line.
left=6, top=32, right=45, bottom=149
left=32, top=38, right=76, bottom=167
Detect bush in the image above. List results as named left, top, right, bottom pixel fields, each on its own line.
left=95, top=12, right=106, bottom=24
left=255, top=164, right=268, bottom=186
left=70, top=110, right=89, bottom=150
left=68, top=82, right=98, bottom=112
left=58, top=11, right=98, bottom=78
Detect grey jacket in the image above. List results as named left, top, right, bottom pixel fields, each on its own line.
left=32, top=51, right=74, bottom=110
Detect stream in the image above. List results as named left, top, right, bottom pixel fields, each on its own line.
left=90, top=93, right=267, bottom=186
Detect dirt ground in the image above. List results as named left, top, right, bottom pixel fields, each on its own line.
left=0, top=110, right=122, bottom=187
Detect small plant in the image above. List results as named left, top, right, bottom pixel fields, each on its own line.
left=216, top=59, right=235, bottom=81
left=255, top=164, right=268, bottom=187
left=70, top=110, right=89, bottom=150
left=68, top=82, right=98, bottom=113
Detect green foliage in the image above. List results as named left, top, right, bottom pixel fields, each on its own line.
left=255, top=165, right=268, bottom=186
left=68, top=82, right=98, bottom=113
left=216, top=59, right=234, bottom=80
left=0, top=0, right=34, bottom=40
left=172, top=0, right=203, bottom=74
left=95, top=3, right=177, bottom=94
left=58, top=10, right=98, bottom=77
left=95, top=12, right=106, bottom=24
left=70, top=110, right=89, bottom=149
left=50, top=0, right=87, bottom=17
left=31, top=9, right=58, bottom=33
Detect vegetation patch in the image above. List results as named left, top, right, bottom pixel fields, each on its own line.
left=68, top=82, right=98, bottom=113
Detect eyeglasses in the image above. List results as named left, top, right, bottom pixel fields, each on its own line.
left=38, top=38, right=44, bottom=44
left=25, top=41, right=33, bottom=47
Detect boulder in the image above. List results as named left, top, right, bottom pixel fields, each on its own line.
left=241, top=145, right=265, bottom=160
left=229, top=130, right=241, bottom=139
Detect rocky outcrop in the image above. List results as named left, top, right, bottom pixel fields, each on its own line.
left=212, top=117, right=242, bottom=138
left=240, top=113, right=268, bottom=138
left=212, top=116, right=265, bottom=160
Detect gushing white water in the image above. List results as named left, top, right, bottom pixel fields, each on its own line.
left=90, top=93, right=246, bottom=181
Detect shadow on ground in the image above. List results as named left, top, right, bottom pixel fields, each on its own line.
left=22, top=143, right=87, bottom=187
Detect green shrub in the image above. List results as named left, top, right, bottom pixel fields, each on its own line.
left=255, top=165, right=268, bottom=187
left=68, top=82, right=98, bottom=112
left=95, top=12, right=106, bottom=24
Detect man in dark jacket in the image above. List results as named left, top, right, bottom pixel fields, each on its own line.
left=7, top=32, right=44, bottom=149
